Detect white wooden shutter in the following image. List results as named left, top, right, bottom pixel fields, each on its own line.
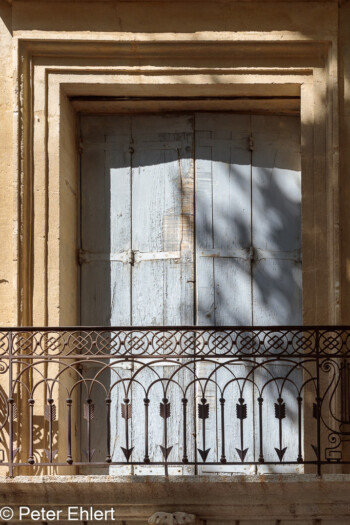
left=80, top=114, right=196, bottom=474
left=80, top=112, right=302, bottom=476
left=251, top=115, right=302, bottom=473
left=129, top=114, right=195, bottom=475
left=194, top=113, right=302, bottom=474
left=80, top=115, right=132, bottom=474
left=195, top=113, right=254, bottom=474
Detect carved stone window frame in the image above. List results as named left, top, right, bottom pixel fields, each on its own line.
left=13, top=38, right=338, bottom=328
left=10, top=35, right=339, bottom=471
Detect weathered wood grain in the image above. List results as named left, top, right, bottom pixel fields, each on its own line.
left=79, top=112, right=302, bottom=475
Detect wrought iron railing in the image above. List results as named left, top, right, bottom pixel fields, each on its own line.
left=0, top=327, right=349, bottom=476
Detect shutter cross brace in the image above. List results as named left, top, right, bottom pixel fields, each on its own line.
left=199, top=246, right=301, bottom=263
left=78, top=248, right=181, bottom=265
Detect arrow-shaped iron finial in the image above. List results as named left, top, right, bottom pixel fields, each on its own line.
left=198, top=398, right=210, bottom=462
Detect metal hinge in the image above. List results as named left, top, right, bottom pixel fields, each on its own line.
left=78, top=248, right=133, bottom=265
left=248, top=245, right=255, bottom=261
left=249, top=135, right=254, bottom=151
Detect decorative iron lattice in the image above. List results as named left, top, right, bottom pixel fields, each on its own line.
left=0, top=327, right=349, bottom=476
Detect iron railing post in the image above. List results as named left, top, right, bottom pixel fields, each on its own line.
left=8, top=331, right=13, bottom=477
left=316, top=329, right=321, bottom=476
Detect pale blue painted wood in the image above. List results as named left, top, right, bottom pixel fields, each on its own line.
left=129, top=114, right=195, bottom=473
left=80, top=112, right=302, bottom=475
left=251, top=115, right=302, bottom=473
left=80, top=114, right=196, bottom=474
left=252, top=115, right=302, bottom=326
left=80, top=115, right=132, bottom=473
left=195, top=114, right=254, bottom=473
left=194, top=113, right=302, bottom=473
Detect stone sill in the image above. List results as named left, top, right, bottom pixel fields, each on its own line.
left=0, top=474, right=350, bottom=522
left=1, top=473, right=350, bottom=484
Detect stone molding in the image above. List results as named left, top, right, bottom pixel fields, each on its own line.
left=15, top=36, right=336, bottom=329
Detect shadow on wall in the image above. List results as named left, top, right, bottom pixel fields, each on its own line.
left=0, top=2, right=12, bottom=35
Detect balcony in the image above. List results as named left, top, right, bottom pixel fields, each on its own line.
left=0, top=327, right=349, bottom=477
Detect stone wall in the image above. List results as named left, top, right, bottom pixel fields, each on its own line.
left=0, top=0, right=350, bottom=520
left=0, top=0, right=344, bottom=328
left=340, top=0, right=350, bottom=325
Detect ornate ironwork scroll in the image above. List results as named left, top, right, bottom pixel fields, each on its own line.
left=0, top=327, right=349, bottom=476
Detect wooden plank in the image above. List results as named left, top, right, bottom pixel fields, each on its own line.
left=195, top=114, right=253, bottom=473
left=251, top=115, right=301, bottom=258
left=211, top=123, right=252, bottom=326
left=195, top=128, right=215, bottom=326
left=251, top=115, right=302, bottom=323
left=251, top=115, right=302, bottom=473
left=194, top=121, right=217, bottom=471
left=131, top=114, right=194, bottom=325
left=80, top=114, right=132, bottom=474
left=130, top=114, right=195, bottom=472
left=80, top=114, right=132, bottom=326
left=195, top=112, right=252, bottom=325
